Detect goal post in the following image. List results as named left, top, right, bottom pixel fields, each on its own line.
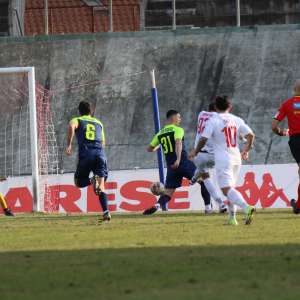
left=150, top=70, right=164, bottom=184
left=0, top=66, right=54, bottom=212
left=28, top=67, right=40, bottom=212
left=0, top=67, right=40, bottom=211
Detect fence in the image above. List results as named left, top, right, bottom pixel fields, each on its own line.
left=22, top=0, right=300, bottom=36
left=144, top=0, right=300, bottom=31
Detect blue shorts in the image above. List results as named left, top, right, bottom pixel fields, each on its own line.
left=165, top=159, right=196, bottom=189
left=75, top=153, right=108, bottom=187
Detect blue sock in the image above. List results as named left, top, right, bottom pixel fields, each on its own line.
left=161, top=202, right=168, bottom=211
left=158, top=195, right=171, bottom=208
left=99, top=192, right=108, bottom=213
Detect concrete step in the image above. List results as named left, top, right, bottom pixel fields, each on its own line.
left=145, top=8, right=197, bottom=15
left=147, top=0, right=197, bottom=10
left=146, top=14, right=208, bottom=27
left=145, top=24, right=194, bottom=30
left=146, top=0, right=197, bottom=27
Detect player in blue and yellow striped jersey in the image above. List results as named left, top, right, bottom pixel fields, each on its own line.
left=66, top=101, right=110, bottom=222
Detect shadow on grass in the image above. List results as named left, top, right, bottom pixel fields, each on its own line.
left=0, top=244, right=300, bottom=300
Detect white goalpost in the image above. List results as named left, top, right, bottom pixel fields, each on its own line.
left=0, top=66, right=59, bottom=212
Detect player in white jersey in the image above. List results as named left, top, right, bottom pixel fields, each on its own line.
left=191, top=103, right=227, bottom=213
left=190, top=96, right=256, bottom=225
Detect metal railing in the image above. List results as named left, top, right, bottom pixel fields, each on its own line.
left=24, top=0, right=300, bottom=36
left=144, top=0, right=300, bottom=31
left=171, top=0, right=240, bottom=30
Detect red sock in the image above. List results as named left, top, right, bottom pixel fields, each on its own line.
left=296, top=184, right=300, bottom=209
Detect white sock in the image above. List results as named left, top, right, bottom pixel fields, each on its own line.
left=203, top=178, right=224, bottom=206
left=228, top=203, right=236, bottom=218
left=205, top=204, right=212, bottom=210
left=227, top=188, right=248, bottom=212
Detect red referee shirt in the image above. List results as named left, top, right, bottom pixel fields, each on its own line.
left=274, top=96, right=300, bottom=136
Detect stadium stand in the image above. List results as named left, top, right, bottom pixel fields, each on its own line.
left=25, top=0, right=140, bottom=35
left=145, top=0, right=300, bottom=29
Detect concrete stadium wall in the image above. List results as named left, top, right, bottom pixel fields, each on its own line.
left=0, top=25, right=299, bottom=173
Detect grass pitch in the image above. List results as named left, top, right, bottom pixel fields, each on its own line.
left=1, top=210, right=300, bottom=300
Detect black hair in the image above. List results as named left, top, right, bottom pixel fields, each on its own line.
left=78, top=101, right=91, bottom=116
left=215, top=96, right=231, bottom=111
left=166, top=109, right=179, bottom=119
left=208, top=103, right=216, bottom=112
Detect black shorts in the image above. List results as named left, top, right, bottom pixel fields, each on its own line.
left=289, top=134, right=300, bottom=163
left=165, top=159, right=196, bottom=189
left=75, top=154, right=108, bottom=180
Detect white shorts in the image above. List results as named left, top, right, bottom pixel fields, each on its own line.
left=215, top=164, right=241, bottom=188
left=193, top=152, right=215, bottom=173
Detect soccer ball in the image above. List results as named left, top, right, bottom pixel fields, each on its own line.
left=150, top=182, right=165, bottom=196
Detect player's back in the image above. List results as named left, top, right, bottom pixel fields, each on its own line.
left=155, top=124, right=188, bottom=166
left=195, top=111, right=216, bottom=153
left=204, top=113, right=252, bottom=166
left=72, top=115, right=105, bottom=157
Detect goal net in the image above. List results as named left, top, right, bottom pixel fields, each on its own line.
left=0, top=67, right=59, bottom=212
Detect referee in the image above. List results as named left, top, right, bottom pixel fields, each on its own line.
left=272, top=80, right=300, bottom=214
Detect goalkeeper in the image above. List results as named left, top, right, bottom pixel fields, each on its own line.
left=0, top=178, right=14, bottom=216
left=65, top=101, right=111, bottom=222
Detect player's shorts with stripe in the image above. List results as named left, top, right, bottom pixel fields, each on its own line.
left=165, top=159, right=196, bottom=189
left=215, top=163, right=241, bottom=188
left=193, top=151, right=215, bottom=173
left=75, top=150, right=108, bottom=187
left=289, top=134, right=300, bottom=163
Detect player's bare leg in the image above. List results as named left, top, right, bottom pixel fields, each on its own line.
left=290, top=163, right=300, bottom=214
left=222, top=186, right=255, bottom=225
left=143, top=188, right=175, bottom=215
left=91, top=176, right=111, bottom=222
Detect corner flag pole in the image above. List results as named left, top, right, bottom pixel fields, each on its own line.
left=150, top=70, right=165, bottom=184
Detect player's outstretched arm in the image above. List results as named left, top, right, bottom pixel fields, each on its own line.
left=65, top=121, right=78, bottom=155
left=271, top=119, right=289, bottom=137
left=241, top=132, right=255, bottom=160
left=171, top=139, right=182, bottom=169
left=189, top=137, right=208, bottom=159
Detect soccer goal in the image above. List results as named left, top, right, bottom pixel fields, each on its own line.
left=0, top=67, right=59, bottom=212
